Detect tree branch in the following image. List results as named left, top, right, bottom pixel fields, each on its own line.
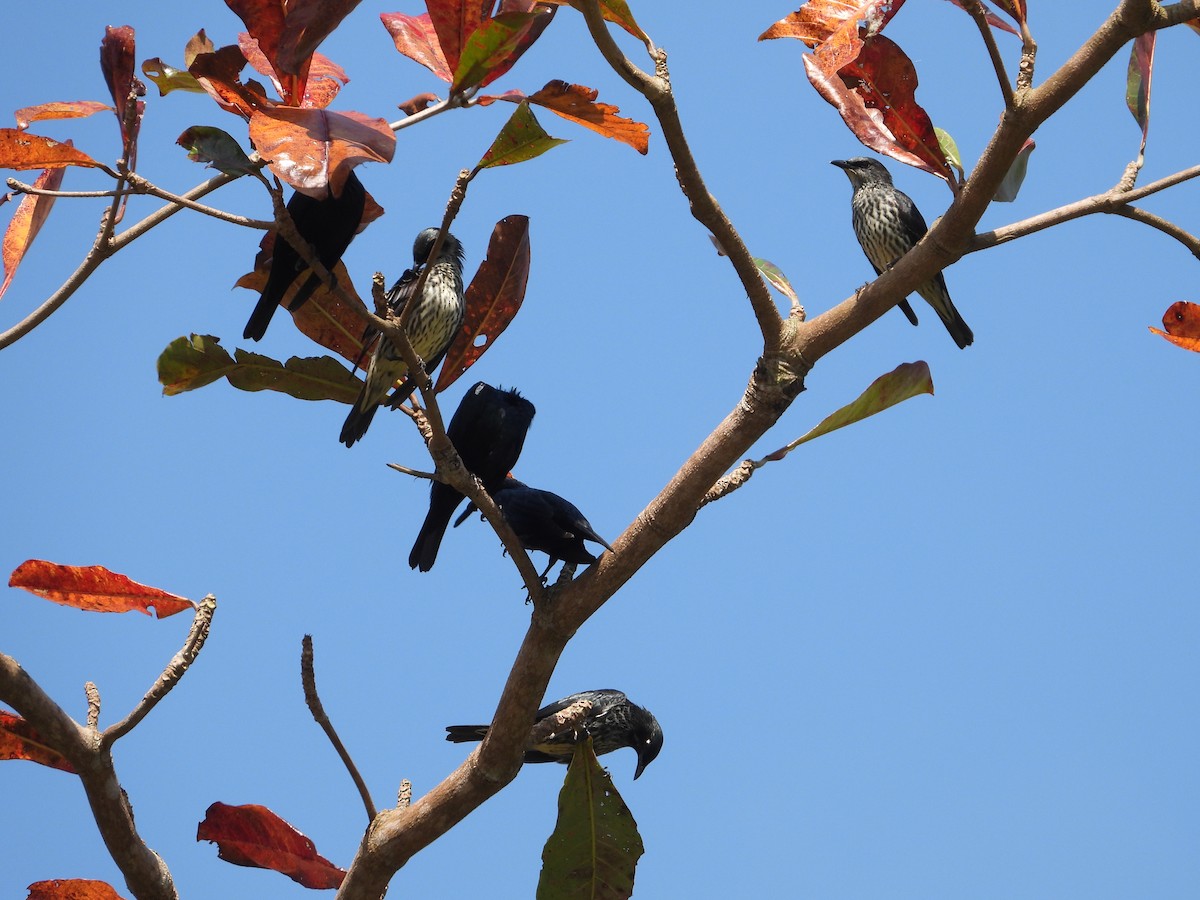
left=963, top=0, right=1015, bottom=107
left=103, top=597, right=216, bottom=745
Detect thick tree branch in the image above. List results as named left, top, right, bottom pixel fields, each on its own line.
left=0, top=653, right=179, bottom=900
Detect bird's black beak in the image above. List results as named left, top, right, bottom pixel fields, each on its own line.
left=831, top=159, right=849, bottom=169
left=633, top=759, right=647, bottom=780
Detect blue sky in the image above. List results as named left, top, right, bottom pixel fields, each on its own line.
left=2, top=2, right=1198, bottom=898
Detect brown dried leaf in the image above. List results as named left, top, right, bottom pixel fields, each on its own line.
left=248, top=107, right=394, bottom=195
left=26, top=879, right=127, bottom=900
left=0, top=129, right=101, bottom=170
left=380, top=12, right=452, bottom=83
left=479, top=80, right=648, bottom=153
left=14, top=101, right=112, bottom=131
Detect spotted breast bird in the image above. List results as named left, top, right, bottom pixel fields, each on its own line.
left=339, top=228, right=465, bottom=447
left=409, top=383, right=536, bottom=572
left=832, top=156, right=973, bottom=349
left=243, top=170, right=366, bottom=342
left=445, top=688, right=663, bottom=780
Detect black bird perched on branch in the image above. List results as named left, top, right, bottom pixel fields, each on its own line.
left=243, top=170, right=367, bottom=342
left=409, top=382, right=537, bottom=572
left=445, top=689, right=663, bottom=780
left=831, top=157, right=973, bottom=349
left=457, top=476, right=613, bottom=579
left=339, top=227, right=466, bottom=447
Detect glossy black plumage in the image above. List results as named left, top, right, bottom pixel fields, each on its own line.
left=409, top=383, right=536, bottom=572
left=243, top=170, right=366, bottom=342
left=463, top=476, right=613, bottom=578
left=339, top=228, right=465, bottom=447
left=445, top=689, right=663, bottom=779
left=832, top=157, right=973, bottom=349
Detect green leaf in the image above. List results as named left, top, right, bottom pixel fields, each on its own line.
left=934, top=127, right=964, bottom=181
left=141, top=58, right=205, bottom=96
left=760, top=361, right=934, bottom=462
left=752, top=257, right=799, bottom=306
left=475, top=101, right=567, bottom=171
left=176, top=126, right=258, bottom=177
left=537, top=739, right=644, bottom=900
left=452, top=11, right=541, bottom=93
left=993, top=138, right=1035, bottom=202
left=157, top=334, right=363, bottom=403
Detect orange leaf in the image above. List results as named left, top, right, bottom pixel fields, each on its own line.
left=26, top=879, right=127, bottom=900
left=1149, top=301, right=1200, bottom=353
left=0, top=711, right=76, bottom=773
left=14, top=101, right=113, bottom=131
left=758, top=0, right=901, bottom=74
left=238, top=33, right=349, bottom=109
left=225, top=0, right=305, bottom=104
left=249, top=107, right=394, bottom=195
left=8, top=560, right=195, bottom=618
left=197, top=802, right=346, bottom=890
left=0, top=129, right=101, bottom=170
left=436, top=214, right=530, bottom=391
left=1, top=164, right=66, bottom=301
left=380, top=12, right=452, bottom=82
left=480, top=80, right=649, bottom=153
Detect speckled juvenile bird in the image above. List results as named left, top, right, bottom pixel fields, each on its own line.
left=832, top=157, right=973, bottom=349
left=445, top=688, right=663, bottom=780
left=339, top=228, right=465, bottom=447
left=409, top=382, right=536, bottom=572
left=456, top=476, right=613, bottom=579
left=243, top=170, right=366, bottom=342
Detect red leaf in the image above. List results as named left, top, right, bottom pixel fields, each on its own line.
left=539, top=0, right=648, bottom=41
left=990, top=0, right=1027, bottom=25
left=1149, top=301, right=1200, bottom=353
left=189, top=44, right=271, bottom=119
left=248, top=107, right=394, bottom=195
left=758, top=0, right=903, bottom=74
left=426, top=0, right=480, bottom=75
left=99, top=25, right=145, bottom=163
left=943, top=0, right=1020, bottom=36
left=8, top=560, right=195, bottom=618
left=1, top=164, right=66, bottom=301
left=14, top=101, right=113, bottom=131
left=197, top=802, right=346, bottom=890
left=454, top=6, right=555, bottom=91
left=273, top=0, right=360, bottom=87
left=238, top=33, right=349, bottom=109
left=381, top=12, right=452, bottom=82
left=436, top=214, right=530, bottom=391
left=225, top=0, right=305, bottom=104
left=0, top=711, right=76, bottom=773
left=805, top=36, right=951, bottom=180
left=26, top=879, right=126, bottom=900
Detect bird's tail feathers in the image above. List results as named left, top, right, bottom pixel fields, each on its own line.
left=445, top=725, right=489, bottom=743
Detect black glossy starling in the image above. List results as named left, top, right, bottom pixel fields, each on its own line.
left=339, top=228, right=465, bottom=447
left=243, top=170, right=367, bottom=342
left=409, top=382, right=537, bottom=572
left=832, top=157, right=973, bottom=349
left=445, top=689, right=663, bottom=779
left=461, top=476, right=613, bottom=578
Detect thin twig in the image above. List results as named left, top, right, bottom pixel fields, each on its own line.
left=575, top=0, right=783, bottom=351
left=302, top=636, right=377, bottom=822
left=103, top=597, right=216, bottom=745
left=963, top=0, right=1015, bottom=107
left=85, top=682, right=101, bottom=730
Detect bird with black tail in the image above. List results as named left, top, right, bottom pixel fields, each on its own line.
left=832, top=157, right=973, bottom=349
left=339, top=228, right=465, bottom=447
left=446, top=689, right=663, bottom=780
left=456, top=476, right=613, bottom=579
left=409, top=382, right=536, bottom=572
left=243, top=170, right=367, bottom=342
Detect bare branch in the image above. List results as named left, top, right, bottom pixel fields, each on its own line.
left=103, top=597, right=216, bottom=745
left=302, top=635, right=377, bottom=822
left=85, top=681, right=101, bottom=730
left=576, top=0, right=783, bottom=352
left=962, top=0, right=1015, bottom=107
